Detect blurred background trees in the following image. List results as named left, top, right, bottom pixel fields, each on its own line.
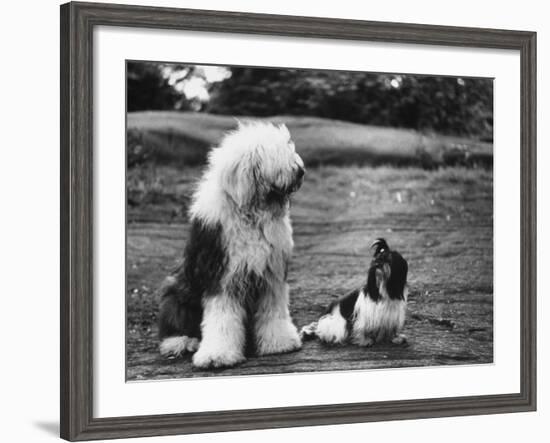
left=127, top=62, right=203, bottom=112
left=127, top=61, right=493, bottom=141
left=127, top=62, right=180, bottom=112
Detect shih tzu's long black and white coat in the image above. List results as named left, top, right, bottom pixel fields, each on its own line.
left=158, top=122, right=305, bottom=368
left=301, top=239, right=409, bottom=347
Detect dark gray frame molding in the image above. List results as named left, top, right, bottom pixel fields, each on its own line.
left=60, top=2, right=537, bottom=440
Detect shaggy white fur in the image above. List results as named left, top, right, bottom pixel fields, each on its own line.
left=192, top=293, right=247, bottom=368
left=316, top=305, right=349, bottom=344
left=190, top=121, right=304, bottom=224
left=254, top=280, right=302, bottom=355
left=186, top=121, right=304, bottom=368
left=315, top=287, right=408, bottom=347
left=350, top=287, right=407, bottom=345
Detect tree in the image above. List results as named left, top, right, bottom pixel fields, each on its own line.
left=127, top=62, right=197, bottom=112
left=207, top=67, right=493, bottom=140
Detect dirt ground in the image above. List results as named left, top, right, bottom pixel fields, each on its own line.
left=126, top=165, right=493, bottom=380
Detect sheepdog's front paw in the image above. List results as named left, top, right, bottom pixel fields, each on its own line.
left=192, top=345, right=245, bottom=369
left=159, top=336, right=200, bottom=358
left=256, top=321, right=302, bottom=356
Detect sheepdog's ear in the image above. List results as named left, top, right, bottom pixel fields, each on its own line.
left=366, top=266, right=381, bottom=301
left=221, top=150, right=261, bottom=208
left=386, top=254, right=408, bottom=300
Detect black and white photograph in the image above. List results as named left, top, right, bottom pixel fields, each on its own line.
left=1, top=0, right=544, bottom=441
left=126, top=61, right=494, bottom=380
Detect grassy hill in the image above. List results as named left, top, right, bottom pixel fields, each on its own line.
left=127, top=111, right=492, bottom=169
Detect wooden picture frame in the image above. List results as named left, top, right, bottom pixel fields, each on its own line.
left=60, top=1, right=536, bottom=440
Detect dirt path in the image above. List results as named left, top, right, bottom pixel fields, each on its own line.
left=126, top=166, right=493, bottom=380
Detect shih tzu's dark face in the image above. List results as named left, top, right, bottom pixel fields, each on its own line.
left=366, top=239, right=408, bottom=301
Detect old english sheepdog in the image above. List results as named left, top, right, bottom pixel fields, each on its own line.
left=158, top=121, right=305, bottom=368
left=301, top=239, right=409, bottom=347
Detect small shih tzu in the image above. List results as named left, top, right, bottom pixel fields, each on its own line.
left=301, top=239, right=409, bottom=347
